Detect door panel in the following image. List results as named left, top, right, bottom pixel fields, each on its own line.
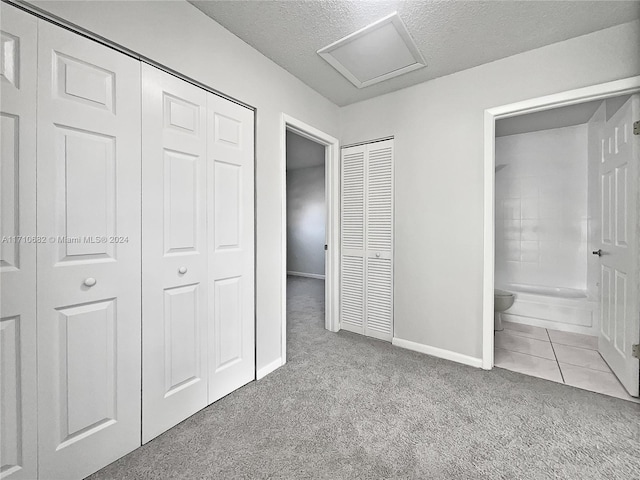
left=340, top=141, right=394, bottom=340
left=0, top=6, right=37, bottom=479
left=142, top=65, right=208, bottom=443
left=365, top=140, right=394, bottom=340
left=36, top=20, right=142, bottom=479
left=340, top=145, right=366, bottom=335
left=207, top=94, right=255, bottom=404
left=598, top=95, right=639, bottom=397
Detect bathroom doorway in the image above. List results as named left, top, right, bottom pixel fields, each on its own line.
left=483, top=79, right=640, bottom=402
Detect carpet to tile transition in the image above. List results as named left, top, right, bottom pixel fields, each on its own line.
left=88, top=277, right=640, bottom=480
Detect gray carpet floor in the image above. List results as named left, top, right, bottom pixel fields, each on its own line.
left=89, top=276, right=640, bottom=479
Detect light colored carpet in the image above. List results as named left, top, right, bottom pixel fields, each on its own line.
left=89, top=276, right=640, bottom=479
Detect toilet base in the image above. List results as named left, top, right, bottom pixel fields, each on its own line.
left=494, top=312, right=504, bottom=331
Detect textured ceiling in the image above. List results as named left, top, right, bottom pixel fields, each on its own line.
left=189, top=0, right=640, bottom=106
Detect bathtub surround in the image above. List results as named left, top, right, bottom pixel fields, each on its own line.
left=495, top=124, right=589, bottom=291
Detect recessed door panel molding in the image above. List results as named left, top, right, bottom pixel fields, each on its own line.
left=598, top=94, right=639, bottom=397
left=212, top=277, right=243, bottom=372
left=36, top=19, right=142, bottom=479
left=0, top=5, right=38, bottom=479
left=213, top=161, right=241, bottom=250
left=207, top=93, right=255, bottom=405
left=1, top=112, right=19, bottom=270
left=163, top=149, right=200, bottom=254
left=54, top=52, right=115, bottom=111
left=164, top=284, right=201, bottom=396
left=55, top=299, right=117, bottom=449
left=55, top=126, right=117, bottom=262
left=600, top=265, right=612, bottom=341
left=340, top=139, right=394, bottom=341
left=142, top=64, right=208, bottom=444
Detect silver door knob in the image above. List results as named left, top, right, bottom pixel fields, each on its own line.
left=376, top=253, right=381, bottom=258
left=84, top=277, right=97, bottom=287
left=178, top=266, right=187, bottom=274
left=592, top=249, right=603, bottom=257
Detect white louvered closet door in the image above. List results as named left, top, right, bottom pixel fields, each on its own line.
left=365, top=140, right=394, bottom=341
left=340, top=145, right=366, bottom=335
left=340, top=140, right=393, bottom=340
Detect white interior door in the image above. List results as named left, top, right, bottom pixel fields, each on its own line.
left=340, top=144, right=366, bottom=335
left=0, top=5, right=38, bottom=479
left=340, top=141, right=394, bottom=340
left=206, top=94, right=255, bottom=404
left=598, top=94, right=640, bottom=397
left=36, top=20, right=142, bottom=479
left=142, top=65, right=208, bottom=443
left=365, top=140, right=394, bottom=341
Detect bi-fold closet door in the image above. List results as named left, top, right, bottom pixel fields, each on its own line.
left=2, top=8, right=142, bottom=479
left=340, top=140, right=394, bottom=341
left=1, top=5, right=38, bottom=480
left=35, top=18, right=143, bottom=480
left=141, top=65, right=255, bottom=442
left=0, top=5, right=255, bottom=479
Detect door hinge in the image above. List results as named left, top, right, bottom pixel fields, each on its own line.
left=633, top=344, right=640, bottom=359
left=324, top=244, right=328, bottom=251
left=634, top=120, right=640, bottom=136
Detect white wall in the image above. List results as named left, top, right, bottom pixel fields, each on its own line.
left=340, top=20, right=640, bottom=360
left=495, top=125, right=588, bottom=291
left=286, top=165, right=325, bottom=277
left=28, top=0, right=341, bottom=373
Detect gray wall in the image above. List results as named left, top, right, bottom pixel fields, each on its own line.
left=340, top=20, right=640, bottom=360
left=286, top=165, right=326, bottom=276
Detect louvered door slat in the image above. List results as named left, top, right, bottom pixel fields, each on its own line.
left=340, top=145, right=366, bottom=334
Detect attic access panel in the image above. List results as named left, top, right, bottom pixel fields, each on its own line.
left=317, top=12, right=426, bottom=89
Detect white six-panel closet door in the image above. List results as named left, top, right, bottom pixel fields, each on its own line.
left=340, top=140, right=394, bottom=340
left=206, top=94, right=255, bottom=404
left=142, top=65, right=209, bottom=443
left=35, top=20, right=142, bottom=479
left=0, top=5, right=38, bottom=479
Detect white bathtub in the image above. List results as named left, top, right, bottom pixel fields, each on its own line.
left=499, top=283, right=599, bottom=335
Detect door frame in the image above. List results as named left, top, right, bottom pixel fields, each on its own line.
left=482, top=75, right=640, bottom=370
left=280, top=114, right=341, bottom=365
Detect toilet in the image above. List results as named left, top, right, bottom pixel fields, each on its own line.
left=494, top=289, right=515, bottom=331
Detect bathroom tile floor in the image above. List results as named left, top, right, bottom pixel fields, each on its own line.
left=495, top=321, right=640, bottom=403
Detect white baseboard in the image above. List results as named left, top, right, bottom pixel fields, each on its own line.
left=287, top=271, right=325, bottom=280
left=392, top=337, right=483, bottom=369
left=256, top=357, right=284, bottom=380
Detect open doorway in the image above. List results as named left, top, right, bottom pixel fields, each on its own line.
left=285, top=131, right=328, bottom=351
left=485, top=84, right=640, bottom=402
left=278, top=115, right=340, bottom=369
